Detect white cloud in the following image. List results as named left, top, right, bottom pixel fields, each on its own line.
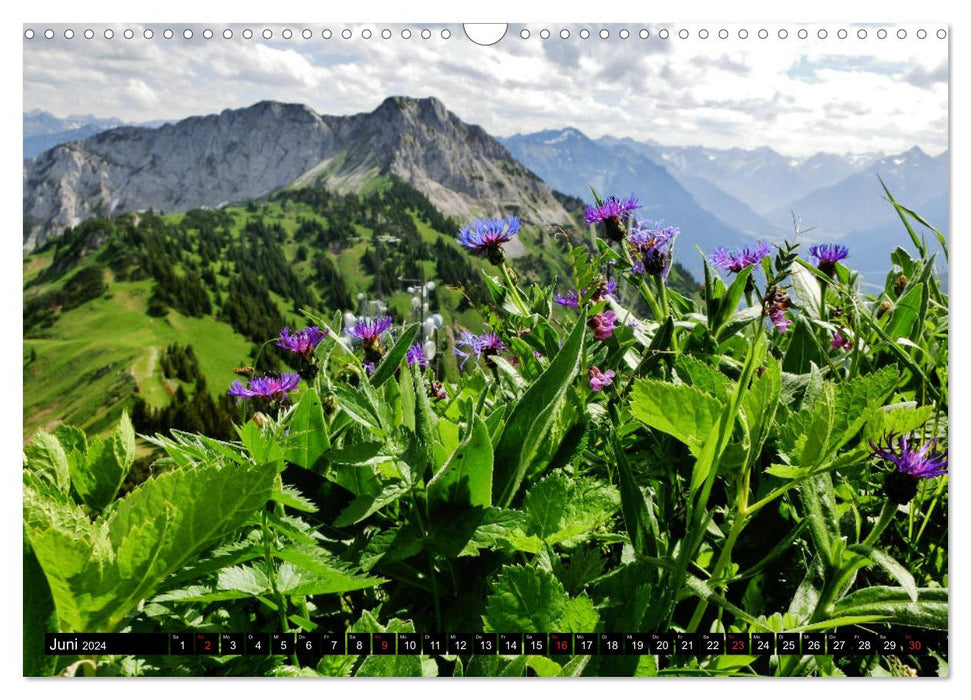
left=22, top=22, right=949, bottom=157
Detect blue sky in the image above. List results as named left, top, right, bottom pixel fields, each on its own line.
left=22, top=22, right=948, bottom=157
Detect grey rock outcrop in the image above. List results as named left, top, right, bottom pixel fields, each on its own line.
left=23, top=97, right=570, bottom=250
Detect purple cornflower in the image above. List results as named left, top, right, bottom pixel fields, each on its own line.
left=406, top=343, right=429, bottom=368
left=588, top=366, right=615, bottom=392
left=584, top=194, right=642, bottom=242
left=870, top=432, right=948, bottom=504
left=454, top=331, right=505, bottom=368
left=347, top=315, right=393, bottom=343
left=457, top=216, right=521, bottom=265
left=831, top=330, right=852, bottom=351
left=347, top=315, right=393, bottom=361
left=276, top=326, right=328, bottom=358
left=711, top=241, right=772, bottom=273
left=554, top=279, right=618, bottom=307
left=629, top=222, right=677, bottom=278
left=363, top=361, right=375, bottom=374
left=589, top=311, right=618, bottom=340
left=809, top=243, right=849, bottom=275
left=871, top=433, right=948, bottom=479
left=227, top=372, right=300, bottom=404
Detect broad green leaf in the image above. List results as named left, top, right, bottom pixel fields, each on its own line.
left=847, top=545, right=918, bottom=603
left=829, top=366, right=900, bottom=454
left=523, top=472, right=620, bottom=545
left=559, top=594, right=600, bottom=632
left=23, top=431, right=72, bottom=501
left=526, top=656, right=563, bottom=677
left=483, top=566, right=567, bottom=633
left=70, top=412, right=135, bottom=512
left=273, top=548, right=386, bottom=596
left=865, top=405, right=934, bottom=443
left=411, top=360, right=438, bottom=483
left=370, top=324, right=420, bottom=389
left=23, top=539, right=58, bottom=676
left=285, top=388, right=329, bottom=469
left=791, top=263, right=823, bottom=320
left=782, top=318, right=823, bottom=375
left=331, top=383, right=384, bottom=433
left=799, top=472, right=840, bottom=566
left=741, top=359, right=781, bottom=458
left=334, top=477, right=412, bottom=527
left=25, top=458, right=275, bottom=632
left=674, top=355, right=732, bottom=397
left=428, top=414, right=493, bottom=508
left=630, top=379, right=725, bottom=457
left=493, top=313, right=585, bottom=507
left=831, top=586, right=947, bottom=630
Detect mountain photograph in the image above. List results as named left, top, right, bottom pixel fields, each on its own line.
left=22, top=22, right=948, bottom=680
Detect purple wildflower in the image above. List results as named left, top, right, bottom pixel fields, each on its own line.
left=454, top=331, right=505, bottom=368
left=347, top=315, right=393, bottom=361
left=347, top=315, right=393, bottom=343
left=629, top=223, right=677, bottom=278
left=227, top=372, right=300, bottom=404
left=870, top=432, right=948, bottom=504
left=276, top=326, right=328, bottom=358
left=406, top=343, right=429, bottom=368
left=769, top=308, right=792, bottom=333
left=363, top=361, right=375, bottom=374
left=831, top=330, right=852, bottom=351
left=457, top=216, right=521, bottom=265
left=584, top=194, right=642, bottom=242
left=588, top=366, right=616, bottom=392
left=809, top=243, right=849, bottom=275
left=589, top=311, right=618, bottom=340
left=555, top=279, right=618, bottom=308
left=711, top=241, right=771, bottom=273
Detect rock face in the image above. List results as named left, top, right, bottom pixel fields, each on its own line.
left=23, top=97, right=571, bottom=250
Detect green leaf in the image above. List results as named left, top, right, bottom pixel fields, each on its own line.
left=70, top=412, right=135, bottom=512
left=523, top=472, right=620, bottom=545
left=558, top=594, right=600, bottom=632
left=884, top=283, right=924, bottom=341
left=799, top=472, right=840, bottom=566
left=493, top=313, right=585, bottom=507
left=23, top=539, right=58, bottom=676
left=25, top=458, right=275, bottom=632
left=370, top=324, right=420, bottom=389
left=741, top=358, right=781, bottom=459
left=272, top=485, right=318, bottom=513
left=23, top=431, right=72, bottom=501
left=674, top=355, right=732, bottom=397
left=331, top=383, right=384, bottom=433
left=829, top=366, right=900, bottom=454
left=831, top=586, right=947, bottom=630
left=613, top=436, right=658, bottom=559
left=847, top=545, right=918, bottom=603
left=782, top=319, right=823, bottom=375
left=273, top=546, right=386, bottom=596
left=630, top=379, right=725, bottom=457
left=285, top=389, right=330, bottom=470
left=791, top=263, right=823, bottom=320
left=428, top=414, right=493, bottom=509
left=483, top=566, right=567, bottom=632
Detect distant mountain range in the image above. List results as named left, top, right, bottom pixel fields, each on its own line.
left=23, top=100, right=948, bottom=283
left=23, top=98, right=571, bottom=251
left=23, top=109, right=170, bottom=158
left=503, top=129, right=947, bottom=282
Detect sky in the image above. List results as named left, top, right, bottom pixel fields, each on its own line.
left=22, top=22, right=948, bottom=159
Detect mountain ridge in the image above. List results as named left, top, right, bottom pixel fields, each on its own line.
left=23, top=97, right=571, bottom=251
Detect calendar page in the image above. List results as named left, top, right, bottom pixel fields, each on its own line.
left=22, top=21, right=948, bottom=679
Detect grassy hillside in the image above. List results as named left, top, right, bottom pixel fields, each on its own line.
left=23, top=178, right=600, bottom=440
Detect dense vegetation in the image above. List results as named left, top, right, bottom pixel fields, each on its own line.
left=23, top=181, right=945, bottom=678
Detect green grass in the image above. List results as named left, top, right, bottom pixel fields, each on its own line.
left=23, top=280, right=250, bottom=438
